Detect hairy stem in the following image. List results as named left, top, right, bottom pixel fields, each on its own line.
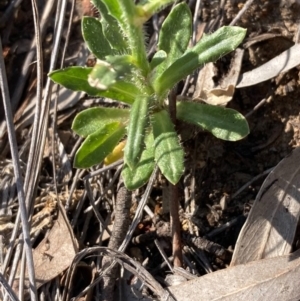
left=169, top=183, right=183, bottom=267
left=101, top=186, right=132, bottom=301
left=139, top=0, right=176, bottom=21
left=119, top=0, right=150, bottom=77
left=168, top=88, right=183, bottom=267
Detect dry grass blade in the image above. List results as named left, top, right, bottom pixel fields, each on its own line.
left=0, top=37, right=38, bottom=300
left=168, top=248, right=300, bottom=301
left=0, top=272, right=19, bottom=301
left=231, top=147, right=300, bottom=266
left=0, top=0, right=55, bottom=139
left=62, top=247, right=172, bottom=301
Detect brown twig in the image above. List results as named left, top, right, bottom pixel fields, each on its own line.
left=182, top=233, right=232, bottom=261
left=229, top=0, right=255, bottom=26
left=155, top=221, right=231, bottom=261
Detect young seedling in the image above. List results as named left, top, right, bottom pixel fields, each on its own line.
left=49, top=0, right=249, bottom=190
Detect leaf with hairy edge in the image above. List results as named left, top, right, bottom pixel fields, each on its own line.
left=154, top=3, right=191, bottom=79
left=122, top=132, right=155, bottom=190
left=105, top=55, right=135, bottom=74
left=152, top=110, right=184, bottom=184
left=82, top=17, right=112, bottom=60
left=72, top=107, right=129, bottom=137
left=150, top=50, right=167, bottom=70
left=74, top=122, right=126, bottom=168
left=88, top=62, right=118, bottom=90
left=154, top=26, right=246, bottom=97
left=87, top=59, right=134, bottom=91
left=91, top=0, right=127, bottom=51
left=124, top=96, right=149, bottom=169
left=93, top=0, right=123, bottom=23
left=177, top=101, right=249, bottom=141
left=49, top=67, right=139, bottom=104
left=136, top=0, right=177, bottom=22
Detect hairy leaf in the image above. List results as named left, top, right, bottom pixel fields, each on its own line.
left=82, top=17, right=112, bottom=60
left=49, top=67, right=139, bottom=104
left=155, top=3, right=191, bottom=79
left=92, top=0, right=123, bottom=22
left=91, top=0, right=127, bottom=51
left=74, top=122, right=126, bottom=168
left=122, top=132, right=155, bottom=190
left=88, top=61, right=118, bottom=90
left=150, top=50, right=167, bottom=70
left=152, top=110, right=184, bottom=184
left=177, top=101, right=249, bottom=141
left=72, top=107, right=129, bottom=137
left=137, top=0, right=177, bottom=22
left=124, top=96, right=150, bottom=169
left=105, top=54, right=135, bottom=74
left=154, top=26, right=246, bottom=96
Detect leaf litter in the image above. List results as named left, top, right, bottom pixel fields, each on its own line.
left=1, top=0, right=300, bottom=300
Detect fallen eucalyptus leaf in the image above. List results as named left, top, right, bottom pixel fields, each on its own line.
left=231, top=147, right=300, bottom=266
left=237, top=43, right=300, bottom=88
left=168, top=249, right=300, bottom=301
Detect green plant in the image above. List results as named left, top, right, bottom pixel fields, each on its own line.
left=49, top=0, right=248, bottom=190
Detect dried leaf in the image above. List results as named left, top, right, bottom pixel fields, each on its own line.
left=193, top=62, right=216, bottom=100
left=13, top=210, right=78, bottom=293
left=201, top=85, right=235, bottom=106
left=168, top=249, right=300, bottom=301
left=231, top=147, right=300, bottom=266
left=193, top=49, right=244, bottom=106
left=237, top=43, right=300, bottom=88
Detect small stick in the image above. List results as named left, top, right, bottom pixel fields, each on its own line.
left=230, top=167, right=274, bottom=200
left=229, top=0, right=256, bottom=26
left=182, top=233, right=232, bottom=261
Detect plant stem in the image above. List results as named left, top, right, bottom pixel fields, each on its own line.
left=168, top=87, right=183, bottom=267
left=168, top=87, right=177, bottom=124
left=169, top=183, right=183, bottom=267
left=139, top=0, right=177, bottom=20
left=101, top=185, right=132, bottom=301
left=119, top=0, right=150, bottom=77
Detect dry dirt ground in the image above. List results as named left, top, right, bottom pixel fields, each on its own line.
left=1, top=0, right=300, bottom=300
